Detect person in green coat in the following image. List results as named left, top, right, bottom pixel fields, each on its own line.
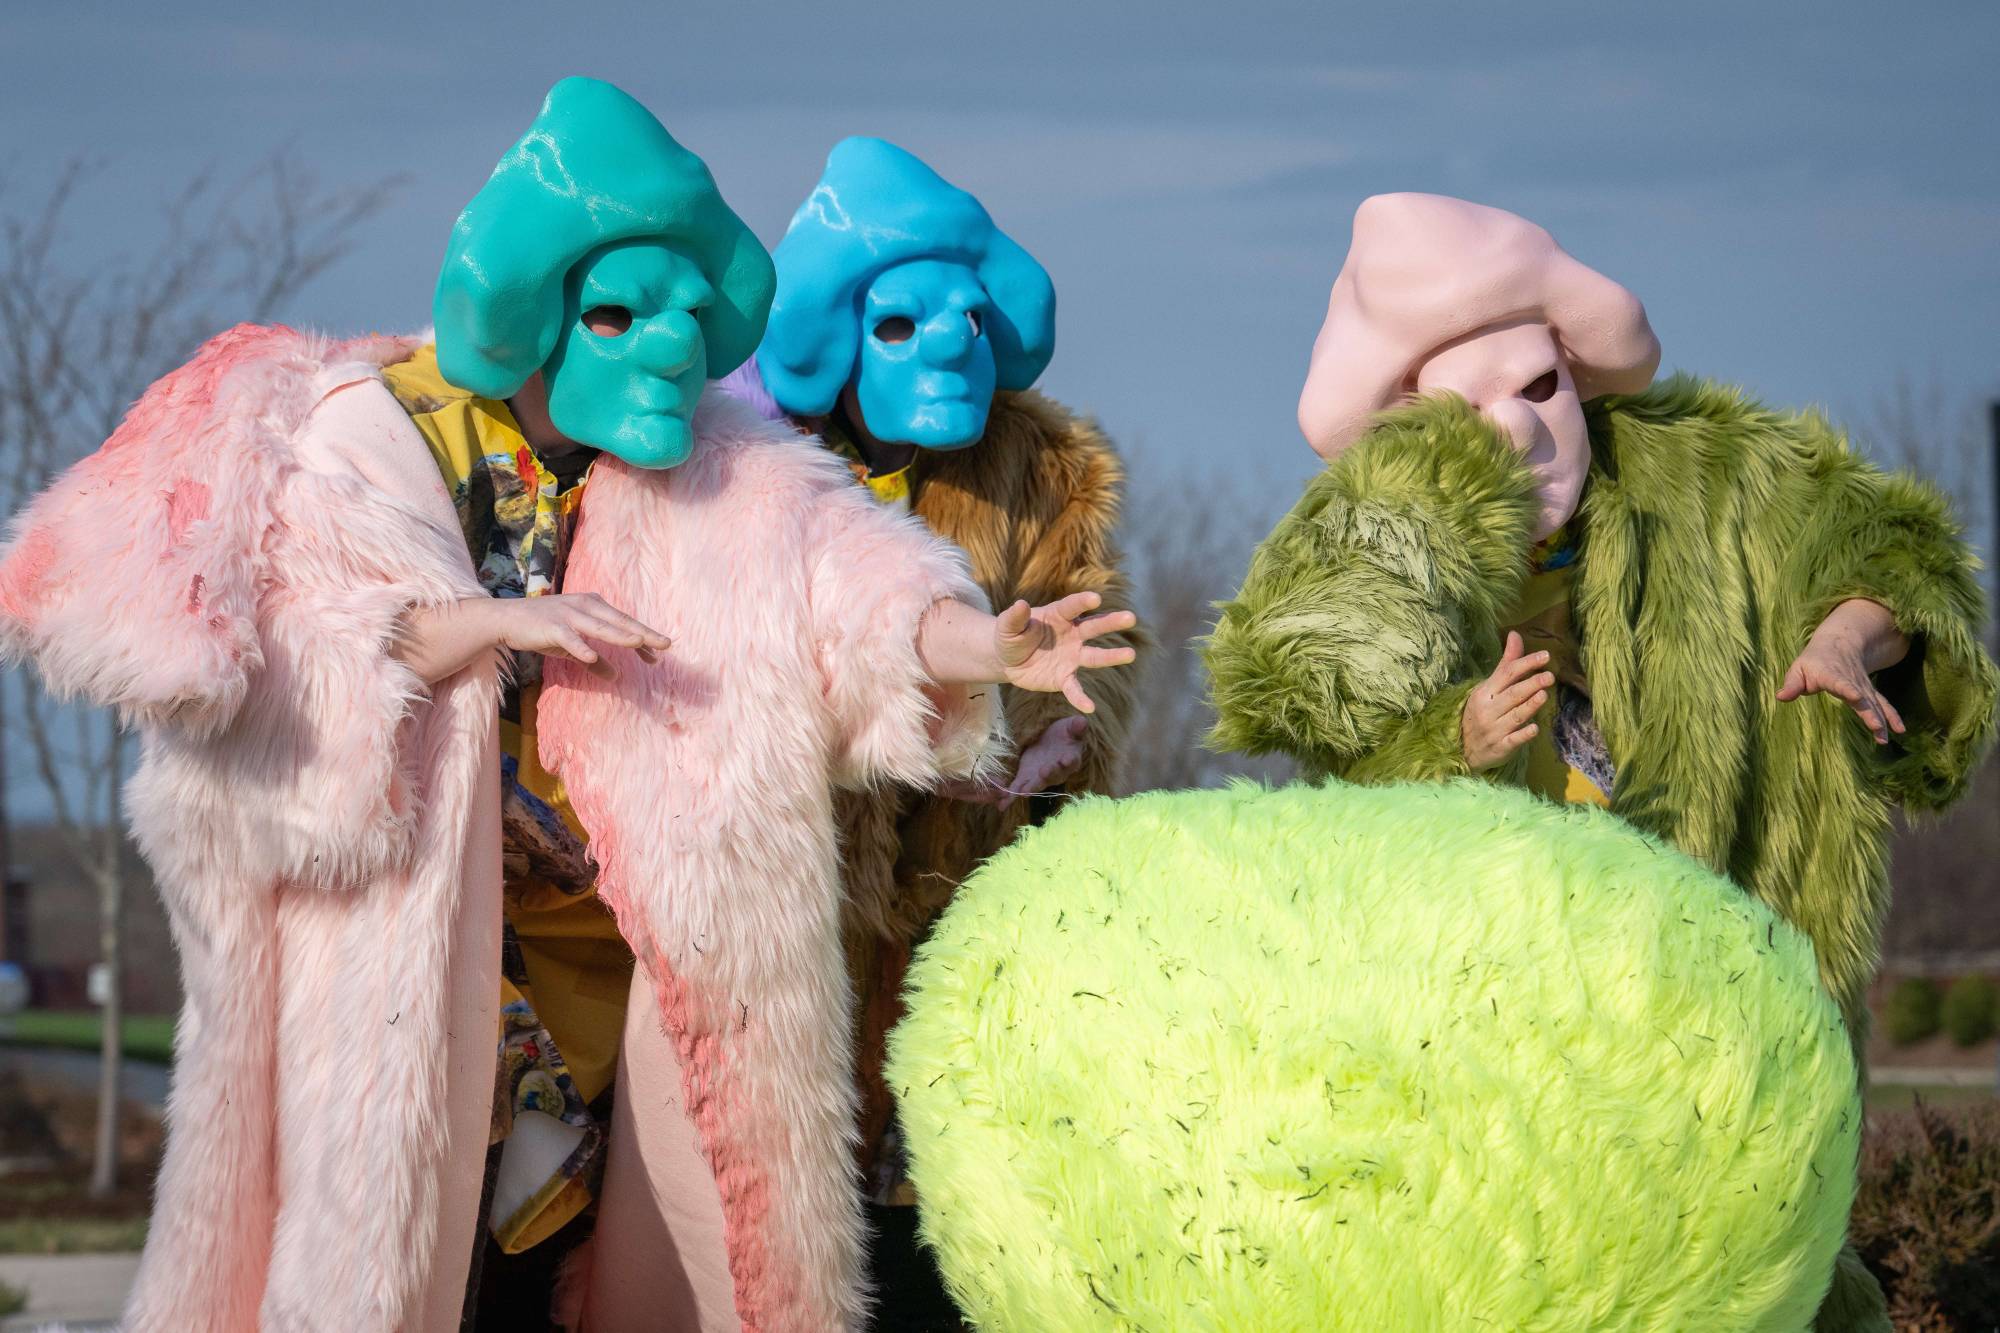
left=1207, top=193, right=1998, bottom=1333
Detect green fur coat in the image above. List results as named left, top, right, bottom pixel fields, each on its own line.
left=1207, top=378, right=1998, bottom=1036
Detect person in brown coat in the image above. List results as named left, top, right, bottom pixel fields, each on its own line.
left=723, top=138, right=1145, bottom=1292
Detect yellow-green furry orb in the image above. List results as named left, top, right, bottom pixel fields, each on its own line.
left=888, top=781, right=1858, bottom=1331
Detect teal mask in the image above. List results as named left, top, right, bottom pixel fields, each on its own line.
left=544, top=241, right=714, bottom=468
left=758, top=137, right=1055, bottom=450
left=433, top=77, right=775, bottom=468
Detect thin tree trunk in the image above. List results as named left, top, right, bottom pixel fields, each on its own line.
left=88, top=832, right=123, bottom=1199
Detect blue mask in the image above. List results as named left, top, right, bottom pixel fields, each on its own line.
left=757, top=137, right=1055, bottom=450
left=433, top=77, right=774, bottom=468
left=855, top=259, right=997, bottom=448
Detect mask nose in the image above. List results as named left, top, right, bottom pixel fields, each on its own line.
left=918, top=311, right=974, bottom=369
left=636, top=309, right=704, bottom=378
left=1483, top=397, right=1548, bottom=457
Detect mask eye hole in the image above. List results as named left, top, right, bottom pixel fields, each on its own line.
left=583, top=306, right=633, bottom=338
left=966, top=309, right=983, bottom=337
left=873, top=316, right=916, bottom=344
left=1521, top=369, right=1559, bottom=403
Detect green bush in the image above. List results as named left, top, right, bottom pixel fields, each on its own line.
left=1885, top=978, right=1944, bottom=1046
left=1942, top=976, right=1999, bottom=1048
left=1853, top=1100, right=2000, bottom=1328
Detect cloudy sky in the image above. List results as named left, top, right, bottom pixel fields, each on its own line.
left=5, top=1, right=1996, bottom=514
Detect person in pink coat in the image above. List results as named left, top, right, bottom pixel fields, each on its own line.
left=0, top=79, right=1133, bottom=1332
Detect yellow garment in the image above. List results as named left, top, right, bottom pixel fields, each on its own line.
left=384, top=346, right=633, bottom=1251
left=1499, top=558, right=1610, bottom=809
left=822, top=416, right=913, bottom=512
left=498, top=675, right=632, bottom=1108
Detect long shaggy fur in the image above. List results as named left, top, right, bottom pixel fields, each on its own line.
left=890, top=780, right=1861, bottom=1331
left=1207, top=381, right=1999, bottom=1037
left=535, top=391, right=1004, bottom=1332
left=1205, top=382, right=1998, bottom=1331
left=0, top=326, right=501, bottom=1330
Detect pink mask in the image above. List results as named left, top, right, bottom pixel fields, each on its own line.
left=1297, top=194, right=1660, bottom=539
left=1414, top=320, right=1588, bottom=539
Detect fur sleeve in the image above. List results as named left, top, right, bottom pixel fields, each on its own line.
left=2, top=326, right=486, bottom=893
left=807, top=482, right=1005, bottom=790
left=0, top=327, right=282, bottom=732
left=996, top=399, right=1146, bottom=794
left=1776, top=416, right=1999, bottom=811
left=1205, top=398, right=1537, bottom=775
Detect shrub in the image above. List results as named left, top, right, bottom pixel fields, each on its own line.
left=1853, top=1100, right=2000, bottom=1329
left=1886, top=978, right=1944, bottom=1046
left=1942, top=976, right=1999, bottom=1048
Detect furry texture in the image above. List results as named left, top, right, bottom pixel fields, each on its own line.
left=1207, top=383, right=1997, bottom=1332
left=826, top=390, right=1146, bottom=1174
left=1207, top=381, right=1999, bottom=1041
left=889, top=780, right=1861, bottom=1332
left=0, top=326, right=502, bottom=1330
left=535, top=390, right=1004, bottom=1333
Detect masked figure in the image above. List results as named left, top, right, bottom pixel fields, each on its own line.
left=0, top=79, right=1135, bottom=1333
left=1207, top=193, right=1998, bottom=1333
left=722, top=135, right=1145, bottom=1256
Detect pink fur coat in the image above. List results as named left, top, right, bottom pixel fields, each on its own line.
left=0, top=325, right=1001, bottom=1331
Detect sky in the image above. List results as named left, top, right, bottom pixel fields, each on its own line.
left=0, top=2, right=1996, bottom=815
left=4, top=3, right=1996, bottom=501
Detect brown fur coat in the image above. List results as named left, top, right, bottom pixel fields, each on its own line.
left=826, top=389, right=1147, bottom=1185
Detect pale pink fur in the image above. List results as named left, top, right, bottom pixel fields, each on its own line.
left=537, top=391, right=1003, bottom=1332
left=0, top=326, right=501, bottom=1332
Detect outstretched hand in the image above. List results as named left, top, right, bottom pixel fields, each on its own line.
left=394, top=593, right=670, bottom=685
left=493, top=593, right=671, bottom=679
left=1461, top=631, right=1553, bottom=770
left=1777, top=599, right=1909, bottom=745
left=994, top=592, right=1138, bottom=715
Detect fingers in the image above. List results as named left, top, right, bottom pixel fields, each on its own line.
left=1496, top=670, right=1555, bottom=712
left=1045, top=590, right=1103, bottom=622
left=1499, top=631, right=1525, bottom=666
left=1049, top=715, right=1090, bottom=743
left=1504, top=722, right=1538, bottom=749
left=1060, top=674, right=1096, bottom=715
left=996, top=600, right=1033, bottom=638
left=1080, top=645, right=1137, bottom=670
left=1775, top=660, right=1808, bottom=702
left=1074, top=610, right=1138, bottom=640
left=1851, top=691, right=1892, bottom=745
left=547, top=627, right=615, bottom=680
left=1488, top=647, right=1550, bottom=689
left=568, top=594, right=672, bottom=662
left=1879, top=692, right=1907, bottom=736
left=1500, top=689, right=1548, bottom=732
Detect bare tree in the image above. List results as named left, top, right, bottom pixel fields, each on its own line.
left=1852, top=375, right=1996, bottom=619
left=1117, top=468, right=1296, bottom=794
left=0, top=155, right=401, bottom=1196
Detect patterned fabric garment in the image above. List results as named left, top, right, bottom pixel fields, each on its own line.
left=383, top=346, right=628, bottom=1256
left=1503, top=521, right=1618, bottom=807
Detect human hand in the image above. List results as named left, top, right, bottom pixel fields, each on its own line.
left=943, top=715, right=1090, bottom=810
left=1461, top=631, right=1553, bottom=770
left=489, top=593, right=672, bottom=679
left=1777, top=599, right=1908, bottom=745
left=995, top=593, right=1138, bottom=715
left=397, top=593, right=671, bottom=684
